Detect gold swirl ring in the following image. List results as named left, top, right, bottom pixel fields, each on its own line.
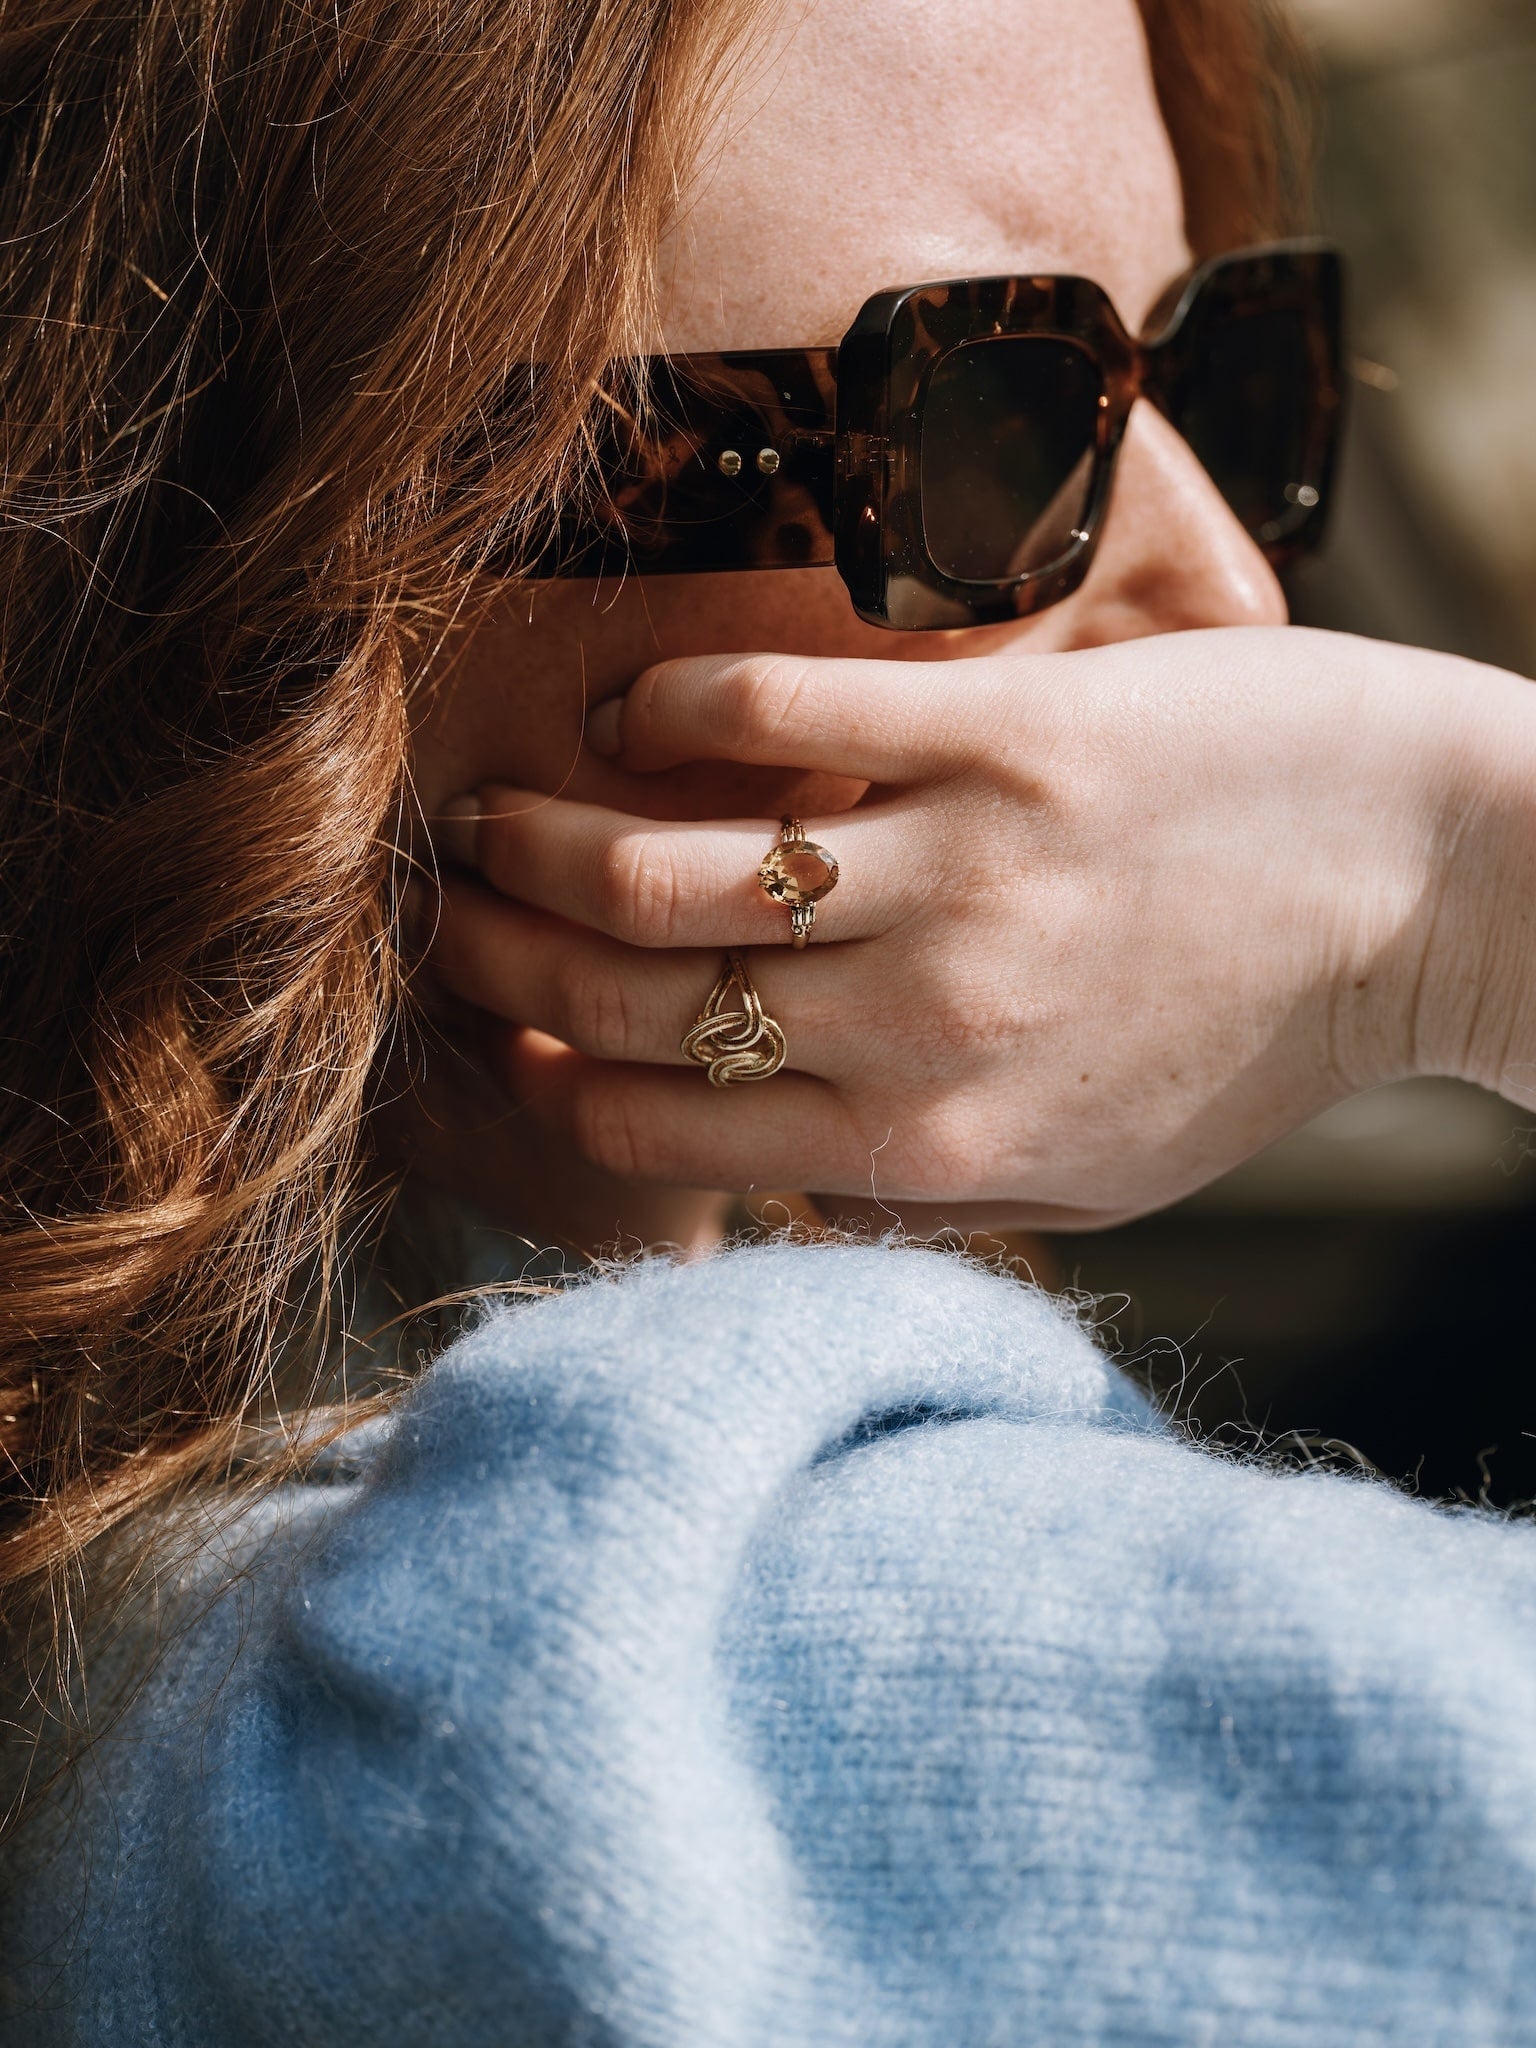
left=680, top=950, right=787, bottom=1086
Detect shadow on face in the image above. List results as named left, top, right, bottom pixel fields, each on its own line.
left=392, top=0, right=1289, bottom=1249
left=412, top=0, right=1285, bottom=831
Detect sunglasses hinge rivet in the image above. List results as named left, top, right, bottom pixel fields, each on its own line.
left=755, top=447, right=780, bottom=475
left=717, top=449, right=743, bottom=477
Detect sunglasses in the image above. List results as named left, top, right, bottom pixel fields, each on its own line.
left=536, top=240, right=1345, bottom=631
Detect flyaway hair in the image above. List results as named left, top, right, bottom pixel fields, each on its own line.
left=0, top=0, right=1310, bottom=1824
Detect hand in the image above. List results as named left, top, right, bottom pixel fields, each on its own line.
left=424, top=626, right=1536, bottom=1231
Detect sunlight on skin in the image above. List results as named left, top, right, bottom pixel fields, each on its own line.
left=395, top=0, right=1287, bottom=1252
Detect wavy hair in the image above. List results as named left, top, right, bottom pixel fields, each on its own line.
left=0, top=0, right=1310, bottom=1790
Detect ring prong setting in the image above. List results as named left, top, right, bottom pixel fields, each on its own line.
left=758, top=817, right=839, bottom=948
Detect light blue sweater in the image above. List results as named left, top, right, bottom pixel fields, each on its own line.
left=6, top=1240, right=1536, bottom=2044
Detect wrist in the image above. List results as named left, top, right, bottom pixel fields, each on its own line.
left=1397, top=658, right=1536, bottom=1106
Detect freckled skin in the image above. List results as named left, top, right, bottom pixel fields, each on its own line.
left=397, top=0, right=1288, bottom=1246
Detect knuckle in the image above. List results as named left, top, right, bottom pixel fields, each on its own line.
left=842, top=1105, right=955, bottom=1203
left=569, top=1083, right=647, bottom=1181
left=716, top=655, right=813, bottom=752
left=594, top=830, right=681, bottom=945
left=929, top=985, right=1008, bottom=1062
left=557, top=950, right=637, bottom=1062
left=896, top=1108, right=995, bottom=1200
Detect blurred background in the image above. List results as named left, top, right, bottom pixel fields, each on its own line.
left=1056, top=0, right=1536, bottom=1504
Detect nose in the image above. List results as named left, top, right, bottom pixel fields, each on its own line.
left=1054, top=398, right=1289, bottom=648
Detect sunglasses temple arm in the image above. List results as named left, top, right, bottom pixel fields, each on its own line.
left=532, top=347, right=842, bottom=579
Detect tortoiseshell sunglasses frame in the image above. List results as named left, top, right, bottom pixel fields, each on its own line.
left=534, top=241, right=1345, bottom=632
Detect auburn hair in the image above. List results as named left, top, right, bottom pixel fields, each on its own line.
left=0, top=0, right=1311, bottom=1780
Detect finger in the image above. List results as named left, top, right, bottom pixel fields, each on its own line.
left=441, top=786, right=905, bottom=949
left=428, top=878, right=866, bottom=1077
left=599, top=651, right=1001, bottom=778
left=505, top=1030, right=872, bottom=1189
left=521, top=1044, right=1136, bottom=1220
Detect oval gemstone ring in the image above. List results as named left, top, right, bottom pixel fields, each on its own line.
left=757, top=817, right=839, bottom=948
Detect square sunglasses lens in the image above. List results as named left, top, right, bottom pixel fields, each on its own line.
left=919, top=338, right=1103, bottom=584
left=1172, top=302, right=1325, bottom=547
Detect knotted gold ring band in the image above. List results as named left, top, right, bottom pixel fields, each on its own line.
left=681, top=951, right=786, bottom=1086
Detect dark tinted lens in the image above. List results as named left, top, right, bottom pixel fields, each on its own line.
left=919, top=338, right=1102, bottom=584
left=1173, top=304, right=1322, bottom=546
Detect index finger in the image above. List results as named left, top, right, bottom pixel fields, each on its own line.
left=602, top=651, right=998, bottom=778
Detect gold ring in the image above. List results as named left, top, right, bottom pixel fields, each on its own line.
left=757, top=816, right=839, bottom=948
left=681, top=950, right=787, bottom=1086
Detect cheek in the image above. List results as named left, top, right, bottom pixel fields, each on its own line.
left=410, top=553, right=1058, bottom=826
left=410, top=621, right=587, bottom=819
left=410, top=577, right=873, bottom=825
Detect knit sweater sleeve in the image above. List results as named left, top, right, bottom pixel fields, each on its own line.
left=6, top=1240, right=1536, bottom=2048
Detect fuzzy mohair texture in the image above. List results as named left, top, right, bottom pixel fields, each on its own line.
left=6, top=1239, right=1536, bottom=2045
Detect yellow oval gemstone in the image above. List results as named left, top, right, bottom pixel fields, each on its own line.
left=758, top=841, right=839, bottom=906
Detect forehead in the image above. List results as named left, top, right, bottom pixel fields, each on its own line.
left=657, top=0, right=1190, bottom=353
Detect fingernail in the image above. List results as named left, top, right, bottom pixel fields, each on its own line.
left=585, top=696, right=623, bottom=758
left=435, top=793, right=481, bottom=869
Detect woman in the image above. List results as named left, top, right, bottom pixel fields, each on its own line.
left=5, top=0, right=1536, bottom=2035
